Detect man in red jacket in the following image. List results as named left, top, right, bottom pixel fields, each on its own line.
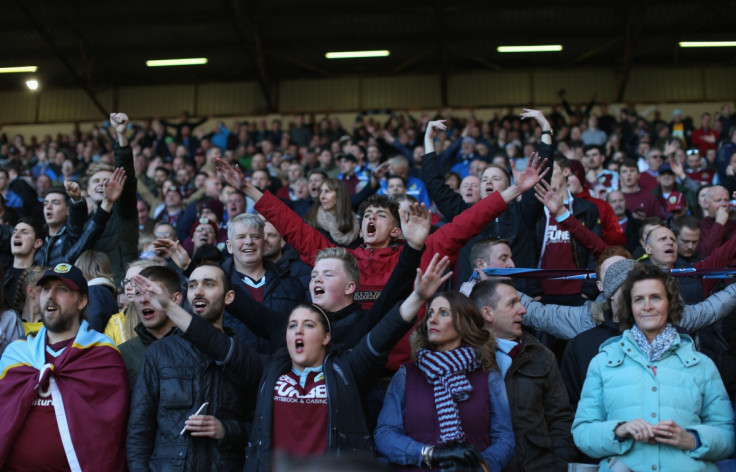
left=214, top=151, right=548, bottom=309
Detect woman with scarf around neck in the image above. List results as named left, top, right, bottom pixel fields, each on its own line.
left=374, top=291, right=515, bottom=471
left=573, top=263, right=734, bottom=472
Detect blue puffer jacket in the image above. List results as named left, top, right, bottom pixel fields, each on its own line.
left=572, top=330, right=735, bottom=471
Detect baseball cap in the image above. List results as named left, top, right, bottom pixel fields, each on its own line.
left=37, top=263, right=89, bottom=295
left=665, top=192, right=685, bottom=213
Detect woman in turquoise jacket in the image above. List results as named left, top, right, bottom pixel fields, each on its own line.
left=572, top=264, right=734, bottom=471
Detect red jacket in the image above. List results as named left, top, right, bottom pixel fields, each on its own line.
left=575, top=189, right=626, bottom=247
left=255, top=190, right=509, bottom=307
left=697, top=217, right=736, bottom=261
left=255, top=190, right=510, bottom=370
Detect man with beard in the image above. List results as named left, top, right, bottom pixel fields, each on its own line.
left=0, top=263, right=129, bottom=470
left=119, top=265, right=181, bottom=391
left=127, top=263, right=251, bottom=471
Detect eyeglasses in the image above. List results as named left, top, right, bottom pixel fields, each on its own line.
left=155, top=231, right=174, bottom=238
left=194, top=226, right=215, bottom=234
left=122, top=279, right=134, bottom=288
left=686, top=149, right=699, bottom=156
left=649, top=154, right=663, bottom=159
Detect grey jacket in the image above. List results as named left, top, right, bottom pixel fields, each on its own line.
left=521, top=282, right=736, bottom=340
left=0, top=309, right=24, bottom=356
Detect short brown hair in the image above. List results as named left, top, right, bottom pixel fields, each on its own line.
left=616, top=263, right=683, bottom=330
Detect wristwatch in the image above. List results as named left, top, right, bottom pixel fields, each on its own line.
left=541, top=129, right=553, bottom=136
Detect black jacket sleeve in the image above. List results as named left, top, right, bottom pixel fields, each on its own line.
left=227, top=284, right=288, bottom=344
left=421, top=151, right=468, bottom=220
left=516, top=141, right=554, bottom=228
left=335, top=244, right=423, bottom=348
left=182, top=314, right=263, bottom=393
left=347, top=301, right=415, bottom=389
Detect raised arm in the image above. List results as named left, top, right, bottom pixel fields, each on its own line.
left=535, top=180, right=609, bottom=258
left=348, top=254, right=453, bottom=383
left=422, top=153, right=548, bottom=267
left=520, top=293, right=596, bottom=340
left=422, top=120, right=467, bottom=220
left=216, top=156, right=332, bottom=266
left=130, top=274, right=263, bottom=392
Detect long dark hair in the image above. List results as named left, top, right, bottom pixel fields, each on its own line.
left=410, top=291, right=497, bottom=371
left=304, top=179, right=356, bottom=234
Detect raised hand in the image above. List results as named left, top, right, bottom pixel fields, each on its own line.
left=520, top=108, right=550, bottom=129
left=664, top=139, right=680, bottom=157
left=110, top=113, right=129, bottom=134
left=372, top=160, right=390, bottom=180
left=534, top=180, right=564, bottom=216
left=152, top=238, right=191, bottom=270
left=400, top=201, right=432, bottom=250
left=131, top=274, right=172, bottom=312
left=424, top=120, right=447, bottom=152
left=105, top=167, right=126, bottom=200
left=214, top=156, right=262, bottom=202
left=414, top=253, right=453, bottom=300
left=667, top=155, right=686, bottom=179
left=214, top=156, right=244, bottom=189
left=64, top=180, right=81, bottom=201
left=510, top=151, right=549, bottom=194
left=110, top=112, right=130, bottom=146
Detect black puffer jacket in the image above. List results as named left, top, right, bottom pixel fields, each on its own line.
left=126, top=328, right=254, bottom=472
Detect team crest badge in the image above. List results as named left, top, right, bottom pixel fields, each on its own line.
left=54, top=263, right=72, bottom=273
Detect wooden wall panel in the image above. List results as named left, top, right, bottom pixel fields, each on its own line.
left=625, top=68, right=703, bottom=102
left=118, top=85, right=195, bottom=118
left=280, top=78, right=360, bottom=113
left=361, top=75, right=441, bottom=110
left=448, top=72, right=530, bottom=107
left=0, top=91, right=37, bottom=123
left=533, top=69, right=616, bottom=104
left=197, top=82, right=266, bottom=116
left=38, top=89, right=113, bottom=122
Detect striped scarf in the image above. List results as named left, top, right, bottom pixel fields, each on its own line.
left=416, top=346, right=480, bottom=444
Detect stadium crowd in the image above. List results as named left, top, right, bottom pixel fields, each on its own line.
left=0, top=99, right=735, bottom=471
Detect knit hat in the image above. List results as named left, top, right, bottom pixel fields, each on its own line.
left=603, top=259, right=636, bottom=300
left=199, top=199, right=224, bottom=222
left=568, top=159, right=587, bottom=189
left=190, top=217, right=219, bottom=237
left=37, top=263, right=89, bottom=296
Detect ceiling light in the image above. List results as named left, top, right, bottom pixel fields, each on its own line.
left=0, top=66, right=38, bottom=74
left=679, top=41, right=736, bottom=48
left=26, top=79, right=39, bottom=90
left=497, top=45, right=563, bottom=53
left=146, top=58, right=208, bottom=67
left=325, top=50, right=390, bottom=59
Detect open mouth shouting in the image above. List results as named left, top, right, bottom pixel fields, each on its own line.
left=44, top=302, right=59, bottom=316
left=295, top=338, right=305, bottom=353
left=141, top=308, right=156, bottom=320
left=192, top=298, right=208, bottom=313
left=365, top=222, right=376, bottom=238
